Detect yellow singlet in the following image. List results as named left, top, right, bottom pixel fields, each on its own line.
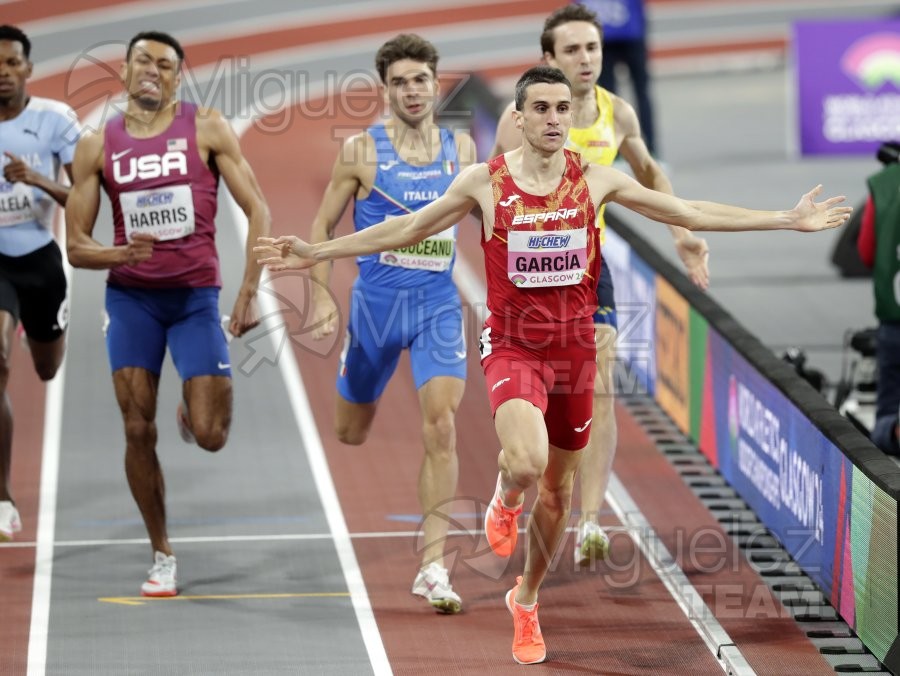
left=565, top=86, right=617, bottom=243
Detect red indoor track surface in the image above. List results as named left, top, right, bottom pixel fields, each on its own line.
left=239, top=96, right=833, bottom=673
left=1, top=2, right=844, bottom=672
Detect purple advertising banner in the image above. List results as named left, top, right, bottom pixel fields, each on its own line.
left=707, top=329, right=846, bottom=597
left=795, top=20, right=900, bottom=155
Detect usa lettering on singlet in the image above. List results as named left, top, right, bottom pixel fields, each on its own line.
left=0, top=97, right=81, bottom=257
left=353, top=123, right=460, bottom=288
left=113, top=147, right=195, bottom=242
left=102, top=101, right=221, bottom=288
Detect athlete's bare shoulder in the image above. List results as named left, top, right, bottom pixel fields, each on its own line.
left=338, top=130, right=374, bottom=164
left=582, top=162, right=629, bottom=206
left=608, top=92, right=640, bottom=140
left=457, top=161, right=491, bottom=184
left=453, top=129, right=477, bottom=167
left=330, top=131, right=375, bottom=185
left=452, top=162, right=492, bottom=212
left=193, top=106, right=238, bottom=155
left=74, top=127, right=105, bottom=173
left=193, top=106, right=227, bottom=130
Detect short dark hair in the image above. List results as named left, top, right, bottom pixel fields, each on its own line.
left=0, top=25, right=31, bottom=59
left=540, top=4, right=603, bottom=56
left=126, top=31, right=185, bottom=67
left=514, top=65, right=571, bottom=111
left=374, top=34, right=439, bottom=83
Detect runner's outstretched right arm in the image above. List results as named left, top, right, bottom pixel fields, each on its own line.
left=256, top=164, right=483, bottom=271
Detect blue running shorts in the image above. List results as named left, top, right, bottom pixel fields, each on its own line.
left=337, top=279, right=466, bottom=404
left=105, top=285, right=231, bottom=380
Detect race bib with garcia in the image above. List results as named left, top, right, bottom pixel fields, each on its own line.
left=507, top=228, right=587, bottom=287
left=120, top=185, right=195, bottom=241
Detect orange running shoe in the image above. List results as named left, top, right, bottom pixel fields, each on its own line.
left=484, top=474, right=522, bottom=557
left=505, top=576, right=546, bottom=665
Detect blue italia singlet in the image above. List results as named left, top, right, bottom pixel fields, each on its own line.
left=337, top=123, right=467, bottom=403
left=353, top=123, right=459, bottom=289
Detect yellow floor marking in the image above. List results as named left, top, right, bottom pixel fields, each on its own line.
left=98, top=592, right=350, bottom=606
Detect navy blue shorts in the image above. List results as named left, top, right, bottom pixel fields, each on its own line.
left=105, top=285, right=231, bottom=380
left=592, top=255, right=617, bottom=328
left=337, top=279, right=466, bottom=404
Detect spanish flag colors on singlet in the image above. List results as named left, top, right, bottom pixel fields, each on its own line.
left=482, top=149, right=600, bottom=337
left=566, top=85, right=617, bottom=243
left=353, top=123, right=459, bottom=289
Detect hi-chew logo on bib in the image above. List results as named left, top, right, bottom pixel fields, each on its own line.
left=507, top=228, right=587, bottom=287
left=120, top=184, right=195, bottom=241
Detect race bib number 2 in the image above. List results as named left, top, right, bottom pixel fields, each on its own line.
left=120, top=185, right=195, bottom=241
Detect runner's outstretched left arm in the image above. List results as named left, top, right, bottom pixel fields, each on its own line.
left=591, top=165, right=852, bottom=233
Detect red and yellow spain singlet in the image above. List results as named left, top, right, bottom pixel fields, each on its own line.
left=482, top=149, right=600, bottom=339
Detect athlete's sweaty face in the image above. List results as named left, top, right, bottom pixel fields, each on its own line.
left=544, top=21, right=602, bottom=98
left=0, top=40, right=32, bottom=106
left=383, top=58, right=438, bottom=126
left=515, top=82, right=572, bottom=154
left=123, top=40, right=181, bottom=111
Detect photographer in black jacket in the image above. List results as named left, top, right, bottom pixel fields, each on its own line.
left=858, top=141, right=900, bottom=454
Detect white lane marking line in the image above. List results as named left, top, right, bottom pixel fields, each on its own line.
left=2, top=528, right=492, bottom=548
left=606, top=475, right=756, bottom=675
left=225, top=118, right=390, bottom=674
left=27, top=215, right=70, bottom=676
left=1, top=524, right=588, bottom=549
